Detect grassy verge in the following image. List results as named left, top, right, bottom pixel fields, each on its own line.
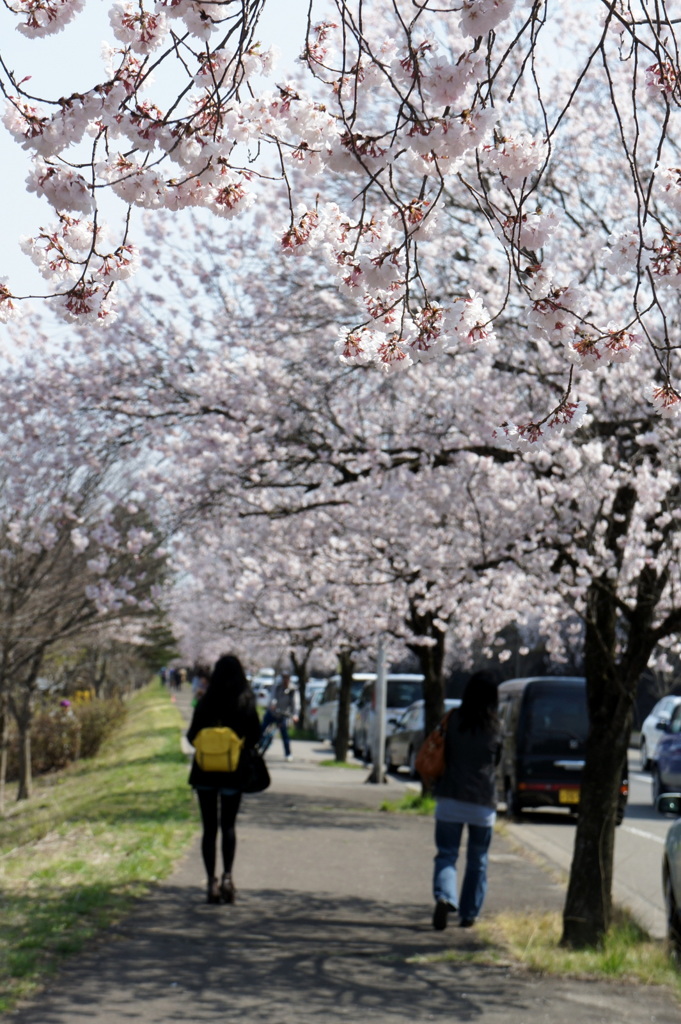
left=478, top=908, right=681, bottom=999
left=319, top=759, right=366, bottom=769
left=379, top=791, right=435, bottom=814
left=289, top=725, right=317, bottom=741
left=378, top=795, right=680, bottom=998
left=0, top=681, right=196, bottom=1015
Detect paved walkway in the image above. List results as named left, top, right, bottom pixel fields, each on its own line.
left=6, top=691, right=679, bottom=1024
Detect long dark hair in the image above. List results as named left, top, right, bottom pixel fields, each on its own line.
left=200, top=654, right=253, bottom=715
left=458, top=671, right=499, bottom=734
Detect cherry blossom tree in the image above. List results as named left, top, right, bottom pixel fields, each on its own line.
left=3, top=1, right=681, bottom=433
left=7, top=110, right=681, bottom=946
left=168, top=509, right=389, bottom=755
left=55, top=224, right=681, bottom=949
left=0, top=350, right=169, bottom=806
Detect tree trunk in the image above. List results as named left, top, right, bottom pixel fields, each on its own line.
left=562, top=559, right=637, bottom=946
left=410, top=621, right=446, bottom=740
left=290, top=649, right=311, bottom=730
left=0, top=688, right=8, bottom=816
left=16, top=710, right=33, bottom=801
left=407, top=608, right=446, bottom=793
left=561, top=672, right=632, bottom=946
left=334, top=649, right=354, bottom=762
left=561, top=479, right=674, bottom=947
left=12, top=658, right=42, bottom=803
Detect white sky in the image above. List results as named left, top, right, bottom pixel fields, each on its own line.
left=0, top=2, right=309, bottom=298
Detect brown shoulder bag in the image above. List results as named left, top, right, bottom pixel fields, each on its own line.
left=415, top=710, right=453, bottom=785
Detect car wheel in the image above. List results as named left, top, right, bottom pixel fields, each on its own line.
left=640, top=737, right=650, bottom=772
left=385, top=744, right=394, bottom=773
left=652, top=766, right=666, bottom=806
left=505, top=781, right=522, bottom=820
left=615, top=802, right=625, bottom=826
left=664, top=863, right=681, bottom=964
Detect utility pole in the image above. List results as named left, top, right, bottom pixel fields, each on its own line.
left=367, top=639, right=387, bottom=784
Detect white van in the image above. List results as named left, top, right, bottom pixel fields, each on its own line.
left=352, top=674, right=424, bottom=762
left=315, top=672, right=376, bottom=744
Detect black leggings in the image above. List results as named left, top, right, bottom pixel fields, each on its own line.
left=197, top=789, right=242, bottom=880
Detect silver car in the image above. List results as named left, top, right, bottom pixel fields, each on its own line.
left=385, top=698, right=461, bottom=777
left=640, top=695, right=681, bottom=769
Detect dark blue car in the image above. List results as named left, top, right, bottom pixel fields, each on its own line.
left=652, top=703, right=681, bottom=804
left=654, top=704, right=681, bottom=959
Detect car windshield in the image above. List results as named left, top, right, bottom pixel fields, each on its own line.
left=523, top=689, right=589, bottom=754
left=387, top=680, right=423, bottom=708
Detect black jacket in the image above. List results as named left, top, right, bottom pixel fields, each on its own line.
left=433, top=709, right=501, bottom=808
left=187, top=694, right=261, bottom=789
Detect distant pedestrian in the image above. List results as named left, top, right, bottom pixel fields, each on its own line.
left=260, top=672, right=299, bottom=760
left=431, top=671, right=501, bottom=931
left=191, top=666, right=210, bottom=707
left=187, top=654, right=261, bottom=904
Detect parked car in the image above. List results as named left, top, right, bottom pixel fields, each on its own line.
left=385, top=698, right=461, bottom=777
left=252, top=667, right=276, bottom=707
left=352, top=673, right=425, bottom=762
left=652, top=702, right=681, bottom=804
left=497, top=676, right=628, bottom=824
left=315, top=673, right=375, bottom=744
left=302, top=679, right=327, bottom=732
left=640, top=695, right=681, bottom=770
left=656, top=791, right=681, bottom=959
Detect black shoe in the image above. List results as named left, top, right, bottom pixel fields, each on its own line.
left=433, top=899, right=456, bottom=931
left=207, top=878, right=220, bottom=904
left=220, top=874, right=235, bottom=904
left=459, top=917, right=476, bottom=928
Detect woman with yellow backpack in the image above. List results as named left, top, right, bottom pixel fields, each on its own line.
left=187, top=654, right=262, bottom=904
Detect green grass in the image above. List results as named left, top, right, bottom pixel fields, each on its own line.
left=319, top=759, right=366, bottom=769
left=379, top=791, right=435, bottom=814
left=289, top=725, right=316, bottom=741
left=477, top=908, right=681, bottom=999
left=0, top=681, right=196, bottom=1015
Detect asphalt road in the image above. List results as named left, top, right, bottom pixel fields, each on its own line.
left=504, top=750, right=669, bottom=939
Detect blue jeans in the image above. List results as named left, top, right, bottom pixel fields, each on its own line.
left=261, top=710, right=290, bottom=756
left=433, top=819, right=493, bottom=921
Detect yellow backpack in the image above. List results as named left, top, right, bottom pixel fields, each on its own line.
left=193, top=727, right=245, bottom=772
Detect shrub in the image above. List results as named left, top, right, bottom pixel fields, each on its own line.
left=75, top=697, right=127, bottom=759
left=5, top=705, right=81, bottom=780
left=4, top=697, right=127, bottom=780
left=31, top=706, right=82, bottom=774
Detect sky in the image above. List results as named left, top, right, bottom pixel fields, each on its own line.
left=0, top=2, right=309, bottom=298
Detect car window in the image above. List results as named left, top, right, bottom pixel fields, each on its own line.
left=386, top=680, right=423, bottom=708
left=670, top=706, right=681, bottom=734
left=405, top=707, right=420, bottom=729
left=524, top=691, right=589, bottom=753
left=358, top=682, right=373, bottom=707
left=350, top=680, right=366, bottom=701
left=658, top=698, right=672, bottom=717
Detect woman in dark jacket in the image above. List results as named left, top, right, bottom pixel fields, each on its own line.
left=187, top=654, right=261, bottom=904
left=432, top=671, right=501, bottom=931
